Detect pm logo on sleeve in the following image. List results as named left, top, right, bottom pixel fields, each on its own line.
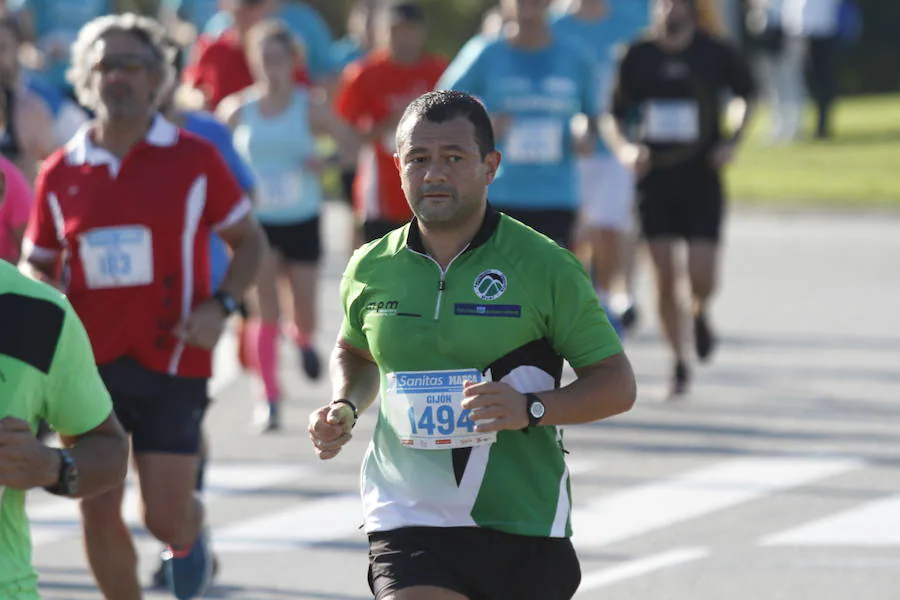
left=473, top=270, right=507, bottom=301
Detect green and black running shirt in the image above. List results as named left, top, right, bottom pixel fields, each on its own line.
left=0, top=260, right=112, bottom=598
left=340, top=207, right=623, bottom=538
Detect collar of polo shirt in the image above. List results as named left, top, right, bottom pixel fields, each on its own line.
left=65, top=114, right=179, bottom=176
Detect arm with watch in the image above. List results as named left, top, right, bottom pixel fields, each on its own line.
left=0, top=414, right=127, bottom=498
left=460, top=353, right=636, bottom=432
left=0, top=298, right=129, bottom=498
left=176, top=212, right=268, bottom=350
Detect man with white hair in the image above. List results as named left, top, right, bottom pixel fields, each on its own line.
left=19, top=13, right=267, bottom=600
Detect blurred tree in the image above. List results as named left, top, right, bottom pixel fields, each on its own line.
left=308, top=0, right=495, bottom=57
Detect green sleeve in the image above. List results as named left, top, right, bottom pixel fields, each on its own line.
left=43, top=302, right=113, bottom=437
left=547, top=250, right=623, bottom=369
left=338, top=266, right=370, bottom=352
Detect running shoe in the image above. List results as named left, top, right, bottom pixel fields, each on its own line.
left=694, top=312, right=717, bottom=362
left=254, top=402, right=281, bottom=433
left=669, top=361, right=690, bottom=398
left=155, top=549, right=219, bottom=592
left=299, top=346, right=321, bottom=380
left=163, top=527, right=214, bottom=600
left=619, top=303, right=639, bottom=332
left=600, top=298, right=624, bottom=338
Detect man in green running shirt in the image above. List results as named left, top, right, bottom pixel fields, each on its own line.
left=0, top=260, right=128, bottom=597
left=308, top=90, right=636, bottom=600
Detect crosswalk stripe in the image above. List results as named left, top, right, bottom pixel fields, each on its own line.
left=212, top=494, right=365, bottom=552
left=29, top=463, right=306, bottom=547
left=761, top=493, right=900, bottom=547
left=27, top=456, right=865, bottom=556
left=571, top=457, right=861, bottom=549
left=575, top=547, right=709, bottom=594
left=203, top=458, right=643, bottom=554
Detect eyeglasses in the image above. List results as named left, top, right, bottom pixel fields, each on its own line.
left=91, top=54, right=155, bottom=75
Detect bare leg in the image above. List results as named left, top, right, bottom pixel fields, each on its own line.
left=81, top=483, right=142, bottom=600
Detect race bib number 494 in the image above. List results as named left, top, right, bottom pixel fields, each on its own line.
left=385, top=369, right=497, bottom=450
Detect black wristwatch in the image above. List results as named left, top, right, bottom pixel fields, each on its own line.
left=44, top=448, right=79, bottom=496
left=331, top=399, right=359, bottom=428
left=525, top=393, right=546, bottom=428
left=212, top=290, right=239, bottom=316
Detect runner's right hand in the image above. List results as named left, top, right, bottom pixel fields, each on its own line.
left=619, top=144, right=651, bottom=178
left=308, top=404, right=354, bottom=460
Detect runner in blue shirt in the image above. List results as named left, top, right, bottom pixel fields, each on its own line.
left=438, top=0, right=599, bottom=250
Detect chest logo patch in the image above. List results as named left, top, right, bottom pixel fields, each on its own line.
left=473, top=269, right=507, bottom=301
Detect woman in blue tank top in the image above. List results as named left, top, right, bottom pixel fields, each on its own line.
left=218, top=19, right=351, bottom=432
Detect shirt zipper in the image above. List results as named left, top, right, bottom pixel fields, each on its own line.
left=407, top=245, right=469, bottom=321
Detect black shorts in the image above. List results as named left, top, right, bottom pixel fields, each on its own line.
left=261, top=217, right=321, bottom=263
left=368, top=527, right=581, bottom=600
left=98, top=357, right=209, bottom=455
left=637, top=167, right=725, bottom=242
left=499, top=208, right=577, bottom=249
left=363, top=219, right=406, bottom=243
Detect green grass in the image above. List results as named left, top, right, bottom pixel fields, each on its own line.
left=729, top=93, right=900, bottom=209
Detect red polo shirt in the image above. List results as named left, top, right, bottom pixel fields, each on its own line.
left=23, top=116, right=251, bottom=378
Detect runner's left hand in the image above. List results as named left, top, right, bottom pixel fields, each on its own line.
left=0, top=417, right=59, bottom=490
left=461, top=381, right=528, bottom=432
left=175, top=299, right=226, bottom=350
left=709, top=140, right=738, bottom=168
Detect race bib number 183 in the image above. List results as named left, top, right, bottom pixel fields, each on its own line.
left=79, top=226, right=154, bottom=289
left=385, top=369, right=497, bottom=450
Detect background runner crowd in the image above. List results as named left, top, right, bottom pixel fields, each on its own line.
left=0, top=0, right=883, bottom=598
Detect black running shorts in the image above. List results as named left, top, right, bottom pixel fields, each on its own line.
left=637, top=165, right=725, bottom=242
left=368, top=526, right=581, bottom=600
left=99, top=357, right=209, bottom=455
left=261, top=216, right=321, bottom=263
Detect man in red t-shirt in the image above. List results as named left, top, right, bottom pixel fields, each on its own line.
left=182, top=0, right=312, bottom=111
left=335, top=2, right=448, bottom=242
left=20, top=15, right=266, bottom=600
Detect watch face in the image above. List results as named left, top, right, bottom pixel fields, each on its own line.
left=65, top=469, right=80, bottom=495
left=530, top=401, right=545, bottom=419
left=61, top=451, right=79, bottom=495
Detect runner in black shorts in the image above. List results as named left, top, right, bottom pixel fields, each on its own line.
left=99, top=358, right=209, bottom=455
left=604, top=0, right=757, bottom=396
left=261, top=217, right=322, bottom=264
